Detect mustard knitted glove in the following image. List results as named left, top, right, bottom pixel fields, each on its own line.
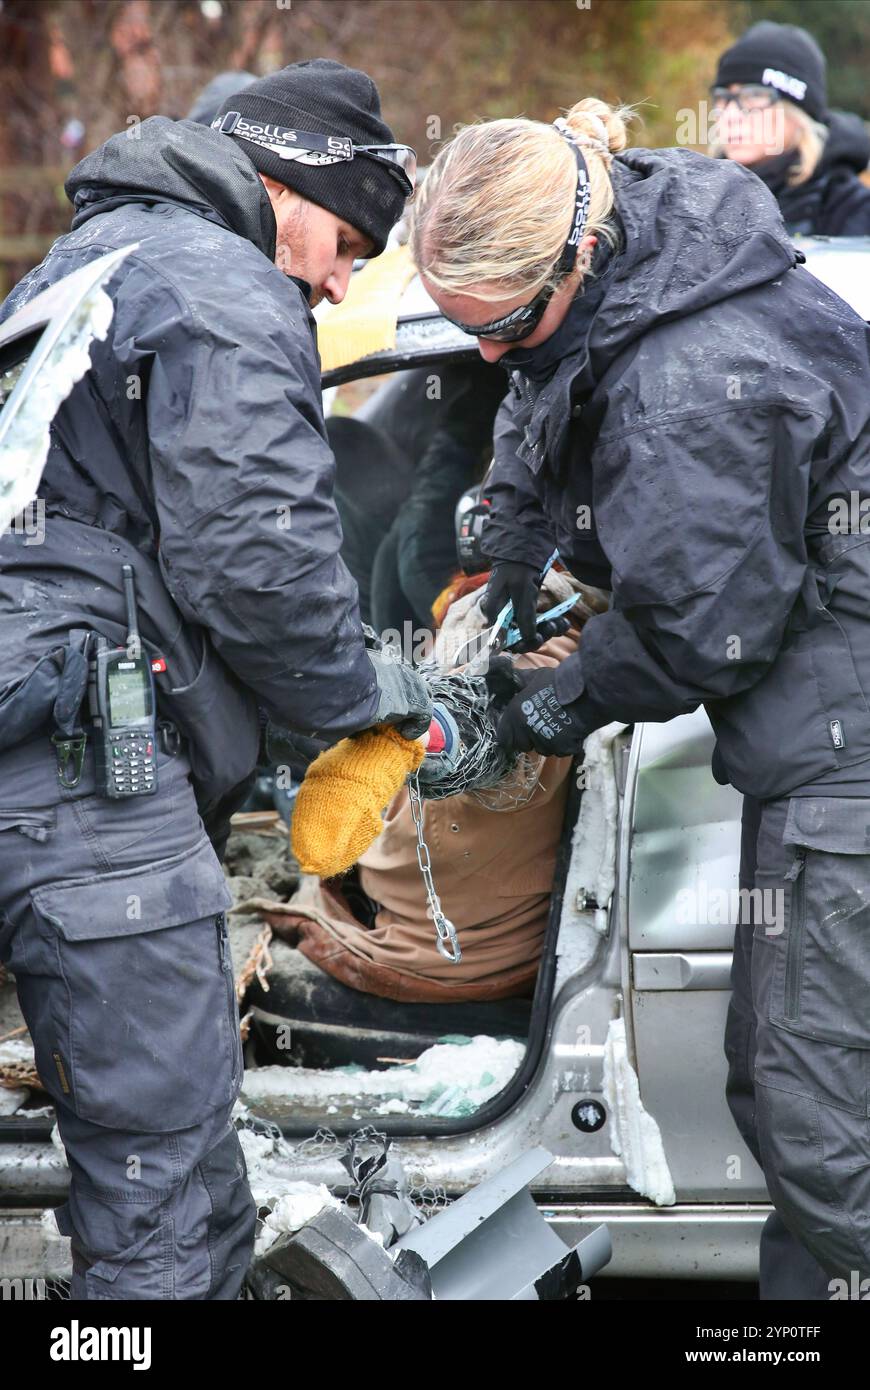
left=291, top=723, right=426, bottom=877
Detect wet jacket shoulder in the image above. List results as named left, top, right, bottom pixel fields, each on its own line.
left=482, top=146, right=870, bottom=800
left=105, top=222, right=380, bottom=740
left=0, top=118, right=378, bottom=745
left=777, top=112, right=870, bottom=237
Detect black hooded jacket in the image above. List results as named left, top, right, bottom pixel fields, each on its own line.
left=752, top=111, right=870, bottom=236
left=0, top=117, right=380, bottom=810
left=482, top=146, right=870, bottom=801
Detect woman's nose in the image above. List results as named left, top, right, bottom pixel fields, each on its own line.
left=477, top=338, right=511, bottom=364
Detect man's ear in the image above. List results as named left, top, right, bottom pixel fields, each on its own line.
left=259, top=173, right=285, bottom=200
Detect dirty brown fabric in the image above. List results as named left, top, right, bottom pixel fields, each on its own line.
left=277, top=631, right=579, bottom=1001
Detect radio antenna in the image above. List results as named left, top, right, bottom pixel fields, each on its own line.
left=121, top=564, right=140, bottom=651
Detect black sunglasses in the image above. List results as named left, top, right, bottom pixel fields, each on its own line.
left=442, top=121, right=591, bottom=344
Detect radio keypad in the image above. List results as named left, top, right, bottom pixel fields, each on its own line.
left=110, top=732, right=157, bottom=796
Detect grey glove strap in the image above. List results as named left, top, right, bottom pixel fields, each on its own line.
left=368, top=648, right=432, bottom=740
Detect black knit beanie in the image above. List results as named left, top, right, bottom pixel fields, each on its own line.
left=714, top=21, right=828, bottom=122
left=212, top=59, right=409, bottom=256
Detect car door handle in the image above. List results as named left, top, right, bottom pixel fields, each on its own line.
left=632, top=952, right=733, bottom=991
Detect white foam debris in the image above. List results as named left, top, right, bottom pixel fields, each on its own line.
left=375, top=1097, right=411, bottom=1115
left=0, top=1086, right=29, bottom=1115
left=253, top=1183, right=342, bottom=1258
left=555, top=723, right=627, bottom=989
left=0, top=1036, right=37, bottom=1112
left=0, top=1037, right=36, bottom=1066
left=237, top=1127, right=322, bottom=1211
left=241, top=1034, right=525, bottom=1118
left=49, top=1122, right=68, bottom=1160
left=0, top=284, right=114, bottom=532
left=602, top=1017, right=675, bottom=1207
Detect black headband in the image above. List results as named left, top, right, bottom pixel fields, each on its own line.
left=552, top=118, right=592, bottom=272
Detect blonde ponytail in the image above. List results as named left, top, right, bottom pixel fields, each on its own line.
left=563, top=97, right=631, bottom=157
left=411, top=99, right=637, bottom=303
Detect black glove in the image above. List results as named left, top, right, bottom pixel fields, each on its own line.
left=481, top=560, right=542, bottom=650
left=482, top=653, right=524, bottom=710
left=528, top=614, right=571, bottom=645
left=494, top=666, right=594, bottom=757
left=264, top=721, right=328, bottom=772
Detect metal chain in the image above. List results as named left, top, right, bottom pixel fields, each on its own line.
left=407, top=770, right=462, bottom=963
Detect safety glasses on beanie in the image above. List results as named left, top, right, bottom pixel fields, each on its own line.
left=213, top=112, right=416, bottom=197
left=441, top=119, right=591, bottom=344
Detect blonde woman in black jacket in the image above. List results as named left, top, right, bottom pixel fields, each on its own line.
left=412, top=96, right=870, bottom=1297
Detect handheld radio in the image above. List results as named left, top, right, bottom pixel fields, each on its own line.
left=88, top=565, right=160, bottom=798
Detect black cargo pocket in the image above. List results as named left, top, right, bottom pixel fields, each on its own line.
left=27, top=834, right=238, bottom=1132
left=0, top=809, right=56, bottom=959
left=768, top=796, right=870, bottom=1048
left=83, top=1221, right=175, bottom=1301
left=73, top=760, right=179, bottom=862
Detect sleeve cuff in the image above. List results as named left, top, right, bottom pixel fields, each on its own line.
left=552, top=649, right=587, bottom=705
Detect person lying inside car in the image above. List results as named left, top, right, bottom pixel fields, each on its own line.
left=265, top=568, right=608, bottom=1004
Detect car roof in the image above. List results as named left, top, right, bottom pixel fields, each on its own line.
left=797, top=236, right=870, bottom=321
left=320, top=236, right=870, bottom=387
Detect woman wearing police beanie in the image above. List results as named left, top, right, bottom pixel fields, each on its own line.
left=710, top=20, right=870, bottom=235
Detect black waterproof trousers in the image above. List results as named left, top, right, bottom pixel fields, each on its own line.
left=726, top=793, right=870, bottom=1297
left=0, top=735, right=256, bottom=1299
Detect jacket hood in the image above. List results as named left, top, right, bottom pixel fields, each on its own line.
left=514, top=145, right=803, bottom=470
left=590, top=146, right=799, bottom=368
left=187, top=70, right=257, bottom=126
left=820, top=110, right=870, bottom=176
left=66, top=115, right=277, bottom=260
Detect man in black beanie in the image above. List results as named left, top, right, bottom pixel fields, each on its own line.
left=0, top=60, right=429, bottom=1300
left=210, top=59, right=412, bottom=294
left=711, top=21, right=870, bottom=235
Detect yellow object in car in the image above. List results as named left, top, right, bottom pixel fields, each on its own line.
left=291, top=723, right=425, bottom=877
left=315, top=245, right=417, bottom=374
